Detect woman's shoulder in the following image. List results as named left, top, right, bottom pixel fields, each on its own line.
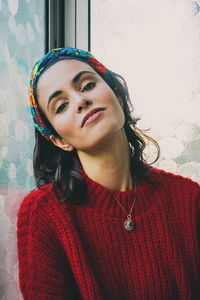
left=150, top=167, right=200, bottom=194
left=17, top=183, right=55, bottom=219
left=148, top=168, right=200, bottom=212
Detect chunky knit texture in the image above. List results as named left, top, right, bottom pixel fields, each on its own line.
left=17, top=168, right=200, bottom=300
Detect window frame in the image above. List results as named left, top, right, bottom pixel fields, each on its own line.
left=45, top=0, right=90, bottom=52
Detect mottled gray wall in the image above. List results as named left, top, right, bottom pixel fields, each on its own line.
left=91, top=0, right=200, bottom=182
left=0, top=0, right=45, bottom=299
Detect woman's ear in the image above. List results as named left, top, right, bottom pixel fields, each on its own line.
left=50, top=135, right=74, bottom=152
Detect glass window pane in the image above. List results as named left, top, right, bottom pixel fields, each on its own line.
left=91, top=0, right=200, bottom=181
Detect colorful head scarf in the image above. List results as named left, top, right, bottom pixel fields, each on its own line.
left=30, top=47, right=114, bottom=141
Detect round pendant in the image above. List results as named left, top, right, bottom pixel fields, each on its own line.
left=124, top=218, right=135, bottom=231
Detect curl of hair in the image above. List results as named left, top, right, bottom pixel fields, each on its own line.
left=33, top=70, right=160, bottom=204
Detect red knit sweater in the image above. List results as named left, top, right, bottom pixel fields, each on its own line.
left=17, top=168, right=200, bottom=300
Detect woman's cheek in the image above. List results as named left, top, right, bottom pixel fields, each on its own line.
left=60, top=117, right=76, bottom=138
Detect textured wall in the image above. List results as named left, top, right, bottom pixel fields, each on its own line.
left=91, top=0, right=200, bottom=182
left=0, top=0, right=45, bottom=299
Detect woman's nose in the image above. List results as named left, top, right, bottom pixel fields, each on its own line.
left=77, top=99, right=92, bottom=113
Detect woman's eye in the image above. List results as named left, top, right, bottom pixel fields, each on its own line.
left=56, top=103, right=68, bottom=114
left=82, top=82, right=96, bottom=92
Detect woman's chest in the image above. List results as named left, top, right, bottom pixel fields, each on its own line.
left=57, top=205, right=200, bottom=299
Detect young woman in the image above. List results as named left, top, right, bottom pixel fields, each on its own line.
left=17, top=47, right=200, bottom=300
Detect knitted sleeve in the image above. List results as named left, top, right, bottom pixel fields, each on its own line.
left=17, top=193, right=73, bottom=300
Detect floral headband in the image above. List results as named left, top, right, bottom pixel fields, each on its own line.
left=29, top=47, right=114, bottom=141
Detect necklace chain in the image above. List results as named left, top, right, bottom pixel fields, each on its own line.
left=112, top=182, right=136, bottom=231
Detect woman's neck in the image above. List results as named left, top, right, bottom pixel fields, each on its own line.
left=77, top=130, right=134, bottom=191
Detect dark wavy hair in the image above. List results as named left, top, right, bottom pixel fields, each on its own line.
left=33, top=67, right=160, bottom=205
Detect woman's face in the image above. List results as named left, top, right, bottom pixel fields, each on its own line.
left=36, top=59, right=125, bottom=152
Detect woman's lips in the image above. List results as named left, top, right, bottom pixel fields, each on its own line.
left=83, top=110, right=105, bottom=127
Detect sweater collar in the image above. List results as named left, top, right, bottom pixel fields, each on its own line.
left=79, top=166, right=161, bottom=219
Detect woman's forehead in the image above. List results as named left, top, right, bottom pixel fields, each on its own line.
left=36, top=59, right=98, bottom=99
left=39, top=59, right=95, bottom=81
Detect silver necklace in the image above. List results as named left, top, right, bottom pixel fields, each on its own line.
left=112, top=182, right=136, bottom=231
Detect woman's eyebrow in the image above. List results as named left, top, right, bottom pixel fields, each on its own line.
left=47, top=71, right=95, bottom=110
left=47, top=90, right=63, bottom=111
left=72, top=70, right=95, bottom=84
